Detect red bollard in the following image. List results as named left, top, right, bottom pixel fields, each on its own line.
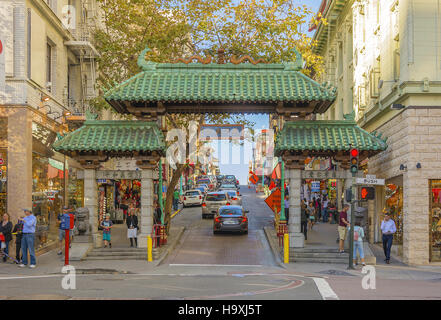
left=64, top=229, right=70, bottom=266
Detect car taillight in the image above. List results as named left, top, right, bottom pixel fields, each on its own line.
left=226, top=203, right=230, bottom=205
left=184, top=197, right=187, bottom=200
left=232, top=198, right=237, bottom=201
left=199, top=196, right=202, bottom=199
left=242, top=217, right=248, bottom=223
left=215, top=217, right=220, bottom=223
left=237, top=191, right=240, bottom=196
left=202, top=203, right=206, bottom=207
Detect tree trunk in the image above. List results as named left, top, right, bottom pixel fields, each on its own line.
left=164, top=163, right=184, bottom=235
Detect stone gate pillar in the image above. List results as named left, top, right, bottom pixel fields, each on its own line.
left=138, top=167, right=155, bottom=248
left=84, top=168, right=100, bottom=248
left=288, top=168, right=304, bottom=248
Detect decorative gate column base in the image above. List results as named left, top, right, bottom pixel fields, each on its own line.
left=92, top=234, right=103, bottom=248
left=289, top=232, right=305, bottom=248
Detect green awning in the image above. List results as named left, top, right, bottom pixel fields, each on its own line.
left=275, top=120, right=388, bottom=156
left=52, top=120, right=166, bottom=156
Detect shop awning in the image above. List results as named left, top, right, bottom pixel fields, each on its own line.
left=275, top=119, right=388, bottom=159
left=52, top=120, right=166, bottom=157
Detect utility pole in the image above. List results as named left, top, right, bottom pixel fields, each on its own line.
left=280, top=159, right=286, bottom=221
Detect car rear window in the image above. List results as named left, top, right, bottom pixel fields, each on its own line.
left=185, top=191, right=200, bottom=196
left=196, top=187, right=205, bottom=192
left=219, top=208, right=242, bottom=216
left=226, top=175, right=235, bottom=179
left=221, top=185, right=235, bottom=189
left=226, top=191, right=237, bottom=197
left=205, top=194, right=226, bottom=201
left=197, top=179, right=210, bottom=184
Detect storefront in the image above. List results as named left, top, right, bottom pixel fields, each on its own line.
left=67, top=167, right=84, bottom=209
left=97, top=178, right=141, bottom=224
left=0, top=149, right=7, bottom=216
left=430, top=180, right=441, bottom=262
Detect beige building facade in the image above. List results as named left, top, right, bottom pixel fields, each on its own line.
left=313, top=0, right=441, bottom=264
left=0, top=0, right=98, bottom=253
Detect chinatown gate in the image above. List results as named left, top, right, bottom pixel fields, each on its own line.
left=53, top=47, right=387, bottom=251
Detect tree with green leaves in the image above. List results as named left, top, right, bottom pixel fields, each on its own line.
left=93, top=0, right=323, bottom=234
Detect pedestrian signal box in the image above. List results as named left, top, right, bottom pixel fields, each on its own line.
left=60, top=213, right=74, bottom=230
left=360, top=187, right=375, bottom=200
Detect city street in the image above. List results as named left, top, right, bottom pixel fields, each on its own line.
left=1, top=187, right=441, bottom=300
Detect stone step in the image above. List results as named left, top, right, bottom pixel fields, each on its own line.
left=87, top=251, right=147, bottom=257
left=293, top=252, right=349, bottom=259
left=85, top=255, right=147, bottom=261
left=90, top=248, right=146, bottom=253
left=290, top=248, right=345, bottom=254
left=290, top=257, right=348, bottom=264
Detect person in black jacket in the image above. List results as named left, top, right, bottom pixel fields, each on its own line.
left=0, top=213, right=13, bottom=262
left=12, top=218, right=24, bottom=264
left=126, top=205, right=139, bottom=247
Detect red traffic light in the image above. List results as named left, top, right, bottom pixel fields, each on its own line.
left=351, top=149, right=359, bottom=157
left=360, top=187, right=375, bottom=200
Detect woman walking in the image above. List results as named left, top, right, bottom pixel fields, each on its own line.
left=126, top=203, right=139, bottom=247
left=0, top=213, right=13, bottom=262
left=100, top=215, right=113, bottom=248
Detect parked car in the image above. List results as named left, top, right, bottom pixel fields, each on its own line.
left=201, top=191, right=232, bottom=219
left=197, top=178, right=215, bottom=190
left=218, top=184, right=239, bottom=191
left=182, top=189, right=203, bottom=207
left=222, top=189, right=242, bottom=206
left=194, top=186, right=207, bottom=195
left=213, top=205, right=249, bottom=234
left=224, top=175, right=238, bottom=186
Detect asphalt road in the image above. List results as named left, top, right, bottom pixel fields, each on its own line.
left=164, top=186, right=277, bottom=267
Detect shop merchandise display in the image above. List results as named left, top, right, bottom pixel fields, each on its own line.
left=431, top=181, right=441, bottom=261
left=384, top=183, right=403, bottom=244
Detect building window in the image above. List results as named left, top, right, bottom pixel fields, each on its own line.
left=430, top=180, right=441, bottom=262
left=337, top=42, right=343, bottom=77
left=358, top=85, right=367, bottom=109
left=46, top=42, right=52, bottom=92
left=383, top=181, right=403, bottom=246
left=370, top=59, right=381, bottom=98
left=393, top=41, right=400, bottom=81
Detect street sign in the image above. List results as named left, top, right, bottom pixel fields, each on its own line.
left=355, top=177, right=385, bottom=185
left=264, top=188, right=281, bottom=214
left=249, top=171, right=258, bottom=184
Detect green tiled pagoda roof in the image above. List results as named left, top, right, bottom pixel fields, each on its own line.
left=53, top=120, right=166, bottom=154
left=275, top=120, right=388, bottom=156
left=104, top=63, right=337, bottom=105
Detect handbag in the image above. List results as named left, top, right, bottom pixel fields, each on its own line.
left=0, top=234, right=5, bottom=242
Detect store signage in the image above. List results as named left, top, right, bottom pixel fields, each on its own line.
left=311, top=181, right=321, bottom=193
left=96, top=170, right=142, bottom=180
left=0, top=159, right=3, bottom=165
left=301, top=170, right=347, bottom=179
left=355, top=177, right=385, bottom=185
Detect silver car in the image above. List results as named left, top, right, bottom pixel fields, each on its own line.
left=222, top=189, right=242, bottom=206
left=202, top=191, right=232, bottom=219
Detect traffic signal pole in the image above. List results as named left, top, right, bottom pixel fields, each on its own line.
left=348, top=146, right=359, bottom=270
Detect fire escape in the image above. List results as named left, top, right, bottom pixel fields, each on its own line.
left=64, top=0, right=99, bottom=128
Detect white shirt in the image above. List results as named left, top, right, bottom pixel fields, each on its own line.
left=381, top=219, right=397, bottom=235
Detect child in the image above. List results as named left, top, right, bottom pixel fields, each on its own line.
left=100, top=215, right=113, bottom=248
left=12, top=218, right=24, bottom=264
left=352, top=221, right=366, bottom=266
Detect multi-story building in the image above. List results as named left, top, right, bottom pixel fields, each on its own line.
left=312, top=0, right=441, bottom=264
left=0, top=0, right=98, bottom=253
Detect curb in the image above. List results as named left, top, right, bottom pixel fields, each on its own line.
left=171, top=208, right=183, bottom=219
left=154, top=226, right=186, bottom=267
left=263, top=226, right=286, bottom=269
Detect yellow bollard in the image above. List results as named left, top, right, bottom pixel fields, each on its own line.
left=147, top=236, right=153, bottom=262
left=284, top=233, right=289, bottom=264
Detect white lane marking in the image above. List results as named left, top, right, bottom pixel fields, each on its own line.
left=169, top=264, right=263, bottom=267
left=312, top=277, right=339, bottom=300
left=0, top=274, right=64, bottom=280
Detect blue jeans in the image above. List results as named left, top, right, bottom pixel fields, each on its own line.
left=173, top=198, right=179, bottom=211
left=323, top=208, right=328, bottom=222
left=21, top=234, right=36, bottom=265
left=382, top=234, right=393, bottom=261
left=353, top=241, right=364, bottom=259
left=3, top=240, right=9, bottom=259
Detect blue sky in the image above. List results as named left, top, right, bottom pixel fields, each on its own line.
left=211, top=0, right=322, bottom=184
